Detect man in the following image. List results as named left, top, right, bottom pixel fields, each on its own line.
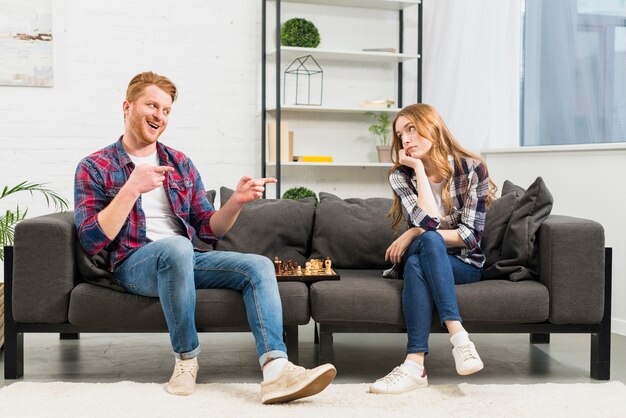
left=74, top=71, right=336, bottom=403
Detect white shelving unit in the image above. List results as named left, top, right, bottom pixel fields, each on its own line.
left=262, top=0, right=422, bottom=198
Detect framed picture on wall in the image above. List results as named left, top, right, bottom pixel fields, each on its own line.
left=0, top=0, right=53, bottom=87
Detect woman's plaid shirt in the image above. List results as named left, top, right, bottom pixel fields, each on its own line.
left=74, top=139, right=218, bottom=271
left=389, top=156, right=490, bottom=268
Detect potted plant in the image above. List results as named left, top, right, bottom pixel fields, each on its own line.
left=282, top=186, right=318, bottom=206
left=280, top=18, right=321, bottom=48
left=1, top=181, right=69, bottom=262
left=366, top=111, right=392, bottom=163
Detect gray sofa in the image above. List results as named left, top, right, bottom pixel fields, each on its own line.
left=3, top=183, right=612, bottom=380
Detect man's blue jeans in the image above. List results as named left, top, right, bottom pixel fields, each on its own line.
left=113, top=236, right=287, bottom=367
left=401, top=231, right=482, bottom=355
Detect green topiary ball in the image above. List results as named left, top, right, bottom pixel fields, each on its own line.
left=280, top=18, right=321, bottom=48
left=282, top=187, right=318, bottom=206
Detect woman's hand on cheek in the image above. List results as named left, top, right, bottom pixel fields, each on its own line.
left=399, top=149, right=417, bottom=168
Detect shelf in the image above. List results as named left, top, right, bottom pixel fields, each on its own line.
left=267, top=162, right=393, bottom=167
left=267, top=105, right=401, bottom=114
left=274, top=0, right=420, bottom=10
left=268, top=47, right=419, bottom=63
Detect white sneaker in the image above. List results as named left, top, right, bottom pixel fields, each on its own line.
left=452, top=341, right=484, bottom=375
left=369, top=365, right=428, bottom=394
left=166, top=357, right=199, bottom=396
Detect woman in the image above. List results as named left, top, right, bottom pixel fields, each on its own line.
left=370, top=103, right=496, bottom=394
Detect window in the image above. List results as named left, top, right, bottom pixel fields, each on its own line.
left=522, top=0, right=626, bottom=145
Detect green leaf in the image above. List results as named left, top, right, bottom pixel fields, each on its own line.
left=0, top=181, right=69, bottom=260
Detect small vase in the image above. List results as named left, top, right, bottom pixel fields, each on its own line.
left=376, top=145, right=392, bottom=163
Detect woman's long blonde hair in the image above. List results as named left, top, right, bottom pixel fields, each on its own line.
left=388, top=103, right=497, bottom=229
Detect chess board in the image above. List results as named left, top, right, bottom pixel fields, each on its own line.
left=276, top=269, right=340, bottom=283
left=273, top=257, right=341, bottom=283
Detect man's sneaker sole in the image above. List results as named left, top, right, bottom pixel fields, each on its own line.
left=261, top=364, right=336, bottom=404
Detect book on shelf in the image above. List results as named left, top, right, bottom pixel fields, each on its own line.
left=293, top=155, right=333, bottom=163
left=359, top=99, right=395, bottom=109
left=267, top=121, right=294, bottom=163
left=362, top=47, right=397, bottom=53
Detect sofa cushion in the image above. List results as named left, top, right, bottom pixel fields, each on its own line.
left=310, top=271, right=549, bottom=325
left=310, top=192, right=397, bottom=269
left=482, top=177, right=553, bottom=281
left=215, top=187, right=315, bottom=265
left=481, top=191, right=521, bottom=272
left=68, top=281, right=310, bottom=328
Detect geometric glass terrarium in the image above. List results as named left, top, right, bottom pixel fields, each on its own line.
left=283, top=55, right=323, bottom=105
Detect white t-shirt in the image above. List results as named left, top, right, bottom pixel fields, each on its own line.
left=128, top=152, right=184, bottom=242
left=413, top=175, right=451, bottom=230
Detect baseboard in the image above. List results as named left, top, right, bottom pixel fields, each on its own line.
left=612, top=318, right=626, bottom=336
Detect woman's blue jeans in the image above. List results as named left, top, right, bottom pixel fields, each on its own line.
left=113, top=236, right=287, bottom=367
left=401, top=231, right=482, bottom=355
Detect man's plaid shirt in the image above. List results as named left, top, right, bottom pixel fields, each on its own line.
left=389, top=155, right=490, bottom=268
left=74, top=138, right=218, bottom=271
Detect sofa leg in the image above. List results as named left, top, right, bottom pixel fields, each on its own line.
left=318, top=328, right=333, bottom=365
left=314, top=322, right=319, bottom=345
left=60, top=333, right=80, bottom=340
left=591, top=247, right=612, bottom=380
left=530, top=333, right=550, bottom=344
left=4, top=245, right=24, bottom=379
left=4, top=330, right=24, bottom=379
left=284, top=325, right=299, bottom=365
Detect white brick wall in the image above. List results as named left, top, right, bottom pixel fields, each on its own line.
left=0, top=0, right=261, bottom=216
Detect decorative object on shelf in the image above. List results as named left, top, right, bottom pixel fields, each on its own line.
left=280, top=18, right=321, bottom=48
left=0, top=181, right=69, bottom=261
left=283, top=55, right=323, bottom=105
left=267, top=121, right=294, bottom=163
left=359, top=99, right=395, bottom=109
left=282, top=186, right=318, bottom=206
left=362, top=47, right=397, bottom=53
left=366, top=111, right=392, bottom=163
left=293, top=155, right=333, bottom=163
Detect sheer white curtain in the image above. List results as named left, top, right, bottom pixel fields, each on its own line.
left=422, top=0, right=522, bottom=153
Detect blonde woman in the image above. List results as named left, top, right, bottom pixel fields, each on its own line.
left=370, top=104, right=496, bottom=394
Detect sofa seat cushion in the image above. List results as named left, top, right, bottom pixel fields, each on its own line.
left=68, top=282, right=310, bottom=329
left=310, top=270, right=549, bottom=326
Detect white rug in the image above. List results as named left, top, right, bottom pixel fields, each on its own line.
left=1, top=381, right=624, bottom=417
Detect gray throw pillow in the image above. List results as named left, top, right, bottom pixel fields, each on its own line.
left=310, top=192, right=397, bottom=269
left=482, top=177, right=553, bottom=281
left=215, top=187, right=315, bottom=265
left=481, top=192, right=521, bottom=270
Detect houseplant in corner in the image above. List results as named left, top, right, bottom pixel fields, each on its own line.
left=1, top=181, right=69, bottom=262
left=366, top=111, right=392, bottom=163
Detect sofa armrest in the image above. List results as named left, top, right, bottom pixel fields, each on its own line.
left=13, top=211, right=78, bottom=323
left=539, top=214, right=605, bottom=324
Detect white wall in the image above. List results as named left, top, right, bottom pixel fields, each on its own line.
left=0, top=0, right=261, bottom=219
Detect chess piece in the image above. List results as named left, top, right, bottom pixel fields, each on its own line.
left=273, top=256, right=280, bottom=274
left=325, top=257, right=332, bottom=275
left=305, top=262, right=312, bottom=275
left=297, top=266, right=303, bottom=275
